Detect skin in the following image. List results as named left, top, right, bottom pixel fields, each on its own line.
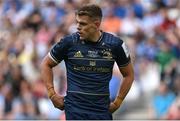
left=109, top=63, right=134, bottom=113
left=41, top=56, right=64, bottom=110
left=76, top=15, right=101, bottom=42
left=41, top=14, right=134, bottom=113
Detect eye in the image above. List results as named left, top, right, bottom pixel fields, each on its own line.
left=80, top=22, right=87, bottom=26
left=76, top=20, right=87, bottom=26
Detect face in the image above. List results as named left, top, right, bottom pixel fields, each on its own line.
left=76, top=15, right=99, bottom=41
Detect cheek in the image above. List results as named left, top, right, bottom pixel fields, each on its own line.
left=83, top=26, right=90, bottom=31
left=81, top=25, right=96, bottom=36
left=86, top=26, right=96, bottom=33
left=81, top=27, right=91, bottom=35
left=89, top=28, right=96, bottom=34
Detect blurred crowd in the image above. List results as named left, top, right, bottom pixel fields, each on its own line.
left=0, top=0, right=179, bottom=120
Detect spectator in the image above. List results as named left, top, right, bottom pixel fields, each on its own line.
left=149, top=81, right=176, bottom=119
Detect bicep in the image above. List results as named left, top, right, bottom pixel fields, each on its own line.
left=41, top=54, right=58, bottom=68
left=119, top=62, right=134, bottom=78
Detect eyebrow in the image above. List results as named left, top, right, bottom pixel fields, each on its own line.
left=76, top=17, right=88, bottom=24
left=76, top=21, right=88, bottom=26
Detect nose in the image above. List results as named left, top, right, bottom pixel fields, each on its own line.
left=77, top=25, right=81, bottom=31
left=77, top=27, right=81, bottom=31
left=76, top=22, right=82, bottom=31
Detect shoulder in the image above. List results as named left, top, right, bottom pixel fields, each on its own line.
left=103, top=32, right=124, bottom=46
left=53, top=32, right=80, bottom=49
left=60, top=32, right=80, bottom=44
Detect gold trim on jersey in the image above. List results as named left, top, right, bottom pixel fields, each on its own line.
left=68, top=90, right=109, bottom=96
left=69, top=57, right=115, bottom=61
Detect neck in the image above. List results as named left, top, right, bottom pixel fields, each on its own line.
left=88, top=30, right=102, bottom=43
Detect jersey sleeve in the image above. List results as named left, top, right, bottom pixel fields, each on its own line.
left=49, top=38, right=69, bottom=64
left=114, top=39, right=131, bottom=67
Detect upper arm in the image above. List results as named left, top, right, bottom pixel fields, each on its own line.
left=119, top=62, right=134, bottom=79
left=49, top=38, right=69, bottom=63
left=41, top=36, right=71, bottom=68
left=41, top=54, right=58, bottom=68
left=114, top=39, right=131, bottom=68
left=114, top=38, right=134, bottom=79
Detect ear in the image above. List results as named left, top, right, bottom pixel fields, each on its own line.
left=94, top=21, right=101, bottom=28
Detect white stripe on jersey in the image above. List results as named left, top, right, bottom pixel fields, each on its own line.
left=122, top=42, right=130, bottom=58
left=48, top=52, right=59, bottom=64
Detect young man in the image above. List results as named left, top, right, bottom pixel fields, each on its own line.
left=41, top=4, right=134, bottom=120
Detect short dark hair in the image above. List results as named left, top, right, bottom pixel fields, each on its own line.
left=75, top=4, right=102, bottom=21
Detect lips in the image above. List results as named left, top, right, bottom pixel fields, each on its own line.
left=78, top=31, right=82, bottom=34
left=78, top=32, right=83, bottom=37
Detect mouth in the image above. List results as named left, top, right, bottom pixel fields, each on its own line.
left=78, top=32, right=84, bottom=38
left=78, top=32, right=82, bottom=35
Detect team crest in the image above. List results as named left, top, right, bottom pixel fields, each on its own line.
left=74, top=51, right=84, bottom=57
left=102, top=49, right=112, bottom=59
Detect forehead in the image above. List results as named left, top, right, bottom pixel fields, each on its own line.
left=75, top=15, right=93, bottom=23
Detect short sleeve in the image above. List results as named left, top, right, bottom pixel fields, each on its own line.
left=49, top=38, right=69, bottom=64
left=114, top=40, right=131, bottom=67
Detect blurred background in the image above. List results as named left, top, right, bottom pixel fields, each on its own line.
left=0, top=0, right=179, bottom=120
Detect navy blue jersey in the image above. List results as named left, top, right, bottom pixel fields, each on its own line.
left=49, top=32, right=130, bottom=113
